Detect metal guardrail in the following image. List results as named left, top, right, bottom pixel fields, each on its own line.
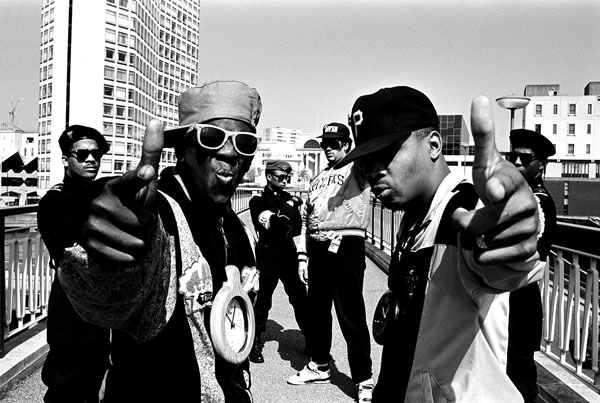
left=365, top=196, right=600, bottom=393
left=1, top=205, right=52, bottom=356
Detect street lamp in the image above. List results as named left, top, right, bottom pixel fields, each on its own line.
left=495, top=95, right=530, bottom=131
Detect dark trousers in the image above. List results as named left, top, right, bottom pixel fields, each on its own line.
left=305, top=236, right=372, bottom=383
left=42, top=279, right=111, bottom=403
left=254, top=243, right=309, bottom=336
left=507, top=283, right=543, bottom=403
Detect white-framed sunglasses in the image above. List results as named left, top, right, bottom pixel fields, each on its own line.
left=187, top=123, right=260, bottom=156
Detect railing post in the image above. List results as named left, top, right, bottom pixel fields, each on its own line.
left=379, top=201, right=384, bottom=250
left=390, top=211, right=395, bottom=253
left=0, top=213, right=5, bottom=357
left=370, top=198, right=375, bottom=244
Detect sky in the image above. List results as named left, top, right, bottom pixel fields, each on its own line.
left=1, top=0, right=599, bottom=151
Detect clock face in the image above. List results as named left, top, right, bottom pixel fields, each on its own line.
left=225, top=297, right=248, bottom=352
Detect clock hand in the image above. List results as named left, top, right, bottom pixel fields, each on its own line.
left=231, top=305, right=237, bottom=328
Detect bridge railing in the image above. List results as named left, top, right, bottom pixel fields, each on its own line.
left=1, top=205, right=52, bottom=356
left=365, top=196, right=600, bottom=392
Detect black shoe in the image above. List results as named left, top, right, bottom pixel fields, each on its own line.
left=249, top=340, right=264, bottom=363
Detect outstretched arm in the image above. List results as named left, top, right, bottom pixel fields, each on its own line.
left=453, top=96, right=543, bottom=289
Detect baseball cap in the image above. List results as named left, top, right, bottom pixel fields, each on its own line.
left=266, top=160, right=292, bottom=173
left=510, top=129, right=556, bottom=161
left=165, top=80, right=262, bottom=148
left=58, top=125, right=109, bottom=155
left=318, top=122, right=351, bottom=141
left=336, top=86, right=439, bottom=167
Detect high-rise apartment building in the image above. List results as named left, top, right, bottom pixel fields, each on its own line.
left=523, top=82, right=600, bottom=179
left=37, top=0, right=200, bottom=192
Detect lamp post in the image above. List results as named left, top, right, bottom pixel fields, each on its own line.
left=495, top=95, right=530, bottom=131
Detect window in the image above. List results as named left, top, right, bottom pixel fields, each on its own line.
left=116, top=105, right=125, bottom=117
left=119, top=0, right=128, bottom=7
left=562, top=161, right=588, bottom=178
left=117, top=50, right=127, bottom=63
left=586, top=144, right=591, bottom=154
left=103, top=122, right=113, bottom=135
left=118, top=14, right=129, bottom=28
left=106, top=29, right=116, bottom=43
left=103, top=103, right=114, bottom=117
left=114, top=160, right=124, bottom=171
left=116, top=68, right=126, bottom=82
left=118, top=33, right=127, bottom=46
left=588, top=104, right=592, bottom=114
left=105, top=48, right=115, bottom=61
left=569, top=104, right=576, bottom=115
left=106, top=10, right=116, bottom=24
left=553, top=124, right=557, bottom=134
left=568, top=124, right=575, bottom=135
left=114, top=142, right=125, bottom=155
left=104, top=85, right=114, bottom=98
left=104, top=66, right=115, bottom=79
left=588, top=124, right=592, bottom=134
left=115, top=124, right=125, bottom=135
left=535, top=124, right=541, bottom=133
left=116, top=87, right=126, bottom=100
left=535, top=104, right=542, bottom=116
left=567, top=144, right=574, bottom=155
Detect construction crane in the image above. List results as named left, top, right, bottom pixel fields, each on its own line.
left=9, top=98, right=23, bottom=125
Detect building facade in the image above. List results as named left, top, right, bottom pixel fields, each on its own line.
left=37, top=0, right=200, bottom=193
left=0, top=122, right=39, bottom=206
left=522, top=82, right=600, bottom=179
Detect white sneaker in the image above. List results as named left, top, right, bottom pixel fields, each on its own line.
left=357, top=378, right=374, bottom=402
left=287, top=361, right=331, bottom=385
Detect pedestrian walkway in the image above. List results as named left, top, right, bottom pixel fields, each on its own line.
left=0, top=211, right=598, bottom=402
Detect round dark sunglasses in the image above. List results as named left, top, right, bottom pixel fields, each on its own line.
left=188, top=124, right=259, bottom=156
left=69, top=149, right=104, bottom=162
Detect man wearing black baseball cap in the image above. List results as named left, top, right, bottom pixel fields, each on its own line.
left=248, top=160, right=309, bottom=363
left=288, top=122, right=375, bottom=403
left=38, top=125, right=110, bottom=403
left=506, top=129, right=556, bottom=403
left=340, top=86, right=544, bottom=402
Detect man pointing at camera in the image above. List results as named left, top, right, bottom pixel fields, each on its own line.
left=56, top=80, right=261, bottom=402
left=338, top=86, right=545, bottom=402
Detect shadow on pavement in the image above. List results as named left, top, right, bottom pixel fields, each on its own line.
left=263, top=319, right=356, bottom=399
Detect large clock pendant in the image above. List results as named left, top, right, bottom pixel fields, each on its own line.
left=210, top=265, right=256, bottom=364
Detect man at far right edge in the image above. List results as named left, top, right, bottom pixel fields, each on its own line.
left=506, top=128, right=557, bottom=403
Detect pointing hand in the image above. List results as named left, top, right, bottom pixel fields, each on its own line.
left=452, top=96, right=539, bottom=265
left=82, top=119, right=164, bottom=265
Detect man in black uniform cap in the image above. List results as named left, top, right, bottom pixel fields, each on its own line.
left=248, top=160, right=310, bottom=363
left=38, top=125, right=111, bottom=403
left=506, top=128, right=557, bottom=403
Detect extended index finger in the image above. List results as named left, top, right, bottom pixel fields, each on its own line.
left=471, top=96, right=508, bottom=204
left=135, top=119, right=164, bottom=209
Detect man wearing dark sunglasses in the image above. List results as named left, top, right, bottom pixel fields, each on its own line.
left=506, top=129, right=557, bottom=403
left=56, top=81, right=261, bottom=403
left=288, top=122, right=375, bottom=403
left=38, top=125, right=110, bottom=403
left=248, top=160, right=310, bottom=363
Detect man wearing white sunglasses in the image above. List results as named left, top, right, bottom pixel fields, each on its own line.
left=56, top=80, right=261, bottom=402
